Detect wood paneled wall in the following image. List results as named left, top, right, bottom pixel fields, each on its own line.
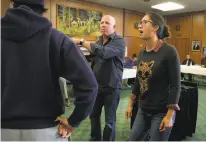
left=166, top=12, right=206, bottom=64
left=1, top=0, right=205, bottom=63
left=1, top=0, right=10, bottom=16
left=166, top=16, right=191, bottom=38
left=165, top=38, right=190, bottom=62
left=124, top=12, right=144, bottom=57
left=125, top=37, right=145, bottom=57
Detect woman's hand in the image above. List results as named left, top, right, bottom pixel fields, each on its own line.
left=159, top=115, right=174, bottom=132
left=125, top=106, right=133, bottom=119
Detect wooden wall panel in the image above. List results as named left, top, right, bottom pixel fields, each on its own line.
left=165, top=38, right=190, bottom=63
left=191, top=14, right=204, bottom=40
left=124, top=37, right=144, bottom=57
left=202, top=13, right=206, bottom=61
left=43, top=0, right=51, bottom=20
left=167, top=12, right=206, bottom=64
left=189, top=13, right=205, bottom=64
left=203, top=12, right=206, bottom=47
left=167, top=16, right=191, bottom=38
left=1, top=0, right=10, bottom=16
left=165, top=38, right=176, bottom=46
left=124, top=12, right=144, bottom=57
left=124, top=12, right=142, bottom=37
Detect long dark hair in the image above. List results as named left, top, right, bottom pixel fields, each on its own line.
left=146, top=12, right=170, bottom=39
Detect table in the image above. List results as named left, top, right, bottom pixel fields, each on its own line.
left=122, top=69, right=137, bottom=79
left=122, top=65, right=206, bottom=80
left=181, top=65, right=206, bottom=76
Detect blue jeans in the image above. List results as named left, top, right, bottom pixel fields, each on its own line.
left=89, top=87, right=120, bottom=141
left=129, top=108, right=175, bottom=141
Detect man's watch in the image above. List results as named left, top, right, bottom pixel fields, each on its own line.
left=80, top=39, right=85, bottom=46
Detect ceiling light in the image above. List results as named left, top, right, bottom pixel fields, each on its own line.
left=151, top=2, right=184, bottom=11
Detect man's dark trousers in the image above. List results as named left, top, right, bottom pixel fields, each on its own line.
left=89, top=87, right=120, bottom=141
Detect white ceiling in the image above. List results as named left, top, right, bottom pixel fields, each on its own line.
left=83, top=0, right=206, bottom=15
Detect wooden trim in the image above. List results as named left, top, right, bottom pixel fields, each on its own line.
left=189, top=15, right=193, bottom=54
left=125, top=9, right=144, bottom=16
left=55, top=2, right=103, bottom=13
left=167, top=37, right=190, bottom=39
left=124, top=36, right=141, bottom=38
left=67, top=0, right=144, bottom=15
left=166, top=10, right=206, bottom=18
left=123, top=8, right=125, bottom=37
left=70, top=0, right=123, bottom=11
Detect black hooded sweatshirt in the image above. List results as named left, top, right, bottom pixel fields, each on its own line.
left=1, top=5, right=98, bottom=129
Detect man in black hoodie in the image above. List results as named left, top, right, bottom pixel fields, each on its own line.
left=1, top=0, right=98, bottom=141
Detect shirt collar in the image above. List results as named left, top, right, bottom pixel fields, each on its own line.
left=143, top=40, right=164, bottom=52
left=99, top=32, right=116, bottom=42
left=109, top=32, right=116, bottom=39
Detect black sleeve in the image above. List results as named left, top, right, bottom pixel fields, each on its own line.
left=90, top=38, right=125, bottom=59
left=192, top=60, right=195, bottom=65
left=182, top=60, right=186, bottom=65
left=60, top=36, right=98, bottom=127
left=166, top=47, right=181, bottom=105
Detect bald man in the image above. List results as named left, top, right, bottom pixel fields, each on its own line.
left=72, top=15, right=126, bottom=141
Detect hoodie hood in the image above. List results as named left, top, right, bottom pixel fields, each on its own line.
left=12, top=0, right=45, bottom=6
left=1, top=5, right=51, bottom=42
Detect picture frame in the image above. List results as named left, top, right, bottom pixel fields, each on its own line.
left=56, top=5, right=102, bottom=38
left=175, top=25, right=180, bottom=31
left=192, top=40, right=201, bottom=52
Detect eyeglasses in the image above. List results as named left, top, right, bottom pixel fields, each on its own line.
left=138, top=20, right=155, bottom=28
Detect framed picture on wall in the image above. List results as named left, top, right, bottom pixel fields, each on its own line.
left=192, top=40, right=201, bottom=51
left=56, top=5, right=103, bottom=39
left=175, top=25, right=180, bottom=31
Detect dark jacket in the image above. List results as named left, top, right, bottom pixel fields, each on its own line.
left=90, top=33, right=126, bottom=88
left=1, top=5, right=98, bottom=129
left=182, top=59, right=195, bottom=66
left=193, top=45, right=200, bottom=50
